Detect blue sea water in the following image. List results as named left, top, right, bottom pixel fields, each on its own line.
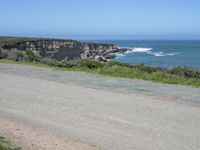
left=89, top=40, right=200, bottom=68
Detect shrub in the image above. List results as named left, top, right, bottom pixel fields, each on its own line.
left=0, top=48, right=8, bottom=59
left=13, top=50, right=24, bottom=61
left=107, top=61, right=131, bottom=68
left=77, top=59, right=104, bottom=69
left=170, top=67, right=200, bottom=79
left=61, top=60, right=78, bottom=68
left=38, top=58, right=58, bottom=66
left=3, top=49, right=24, bottom=61
left=25, top=48, right=39, bottom=62
left=0, top=136, right=21, bottom=150
left=132, top=63, right=161, bottom=74
left=0, top=48, right=3, bottom=59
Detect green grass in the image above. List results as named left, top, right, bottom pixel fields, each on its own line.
left=0, top=36, right=36, bottom=43
left=0, top=58, right=200, bottom=87
left=0, top=36, right=67, bottom=43
left=0, top=36, right=77, bottom=46
left=0, top=137, right=20, bottom=150
left=0, top=36, right=37, bottom=47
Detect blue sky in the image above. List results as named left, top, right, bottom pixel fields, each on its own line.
left=0, top=0, right=200, bottom=40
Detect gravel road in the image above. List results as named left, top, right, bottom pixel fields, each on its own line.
left=0, top=63, right=200, bottom=150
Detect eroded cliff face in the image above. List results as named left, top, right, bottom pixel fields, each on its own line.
left=3, top=39, right=118, bottom=61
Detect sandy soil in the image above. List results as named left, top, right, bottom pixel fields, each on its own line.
left=0, top=63, right=200, bottom=150
left=0, top=115, right=98, bottom=150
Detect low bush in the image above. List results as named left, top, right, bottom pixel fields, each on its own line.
left=25, top=48, right=38, bottom=62
left=0, top=48, right=9, bottom=59
left=2, top=49, right=24, bottom=61
left=13, top=50, right=24, bottom=61
left=0, top=137, right=21, bottom=150
left=0, top=48, right=3, bottom=59
left=170, top=67, right=200, bottom=79
left=76, top=59, right=104, bottom=69
left=106, top=61, right=131, bottom=68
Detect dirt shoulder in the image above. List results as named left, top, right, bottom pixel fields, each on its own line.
left=0, top=115, right=98, bottom=150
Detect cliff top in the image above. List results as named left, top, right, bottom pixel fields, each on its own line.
left=0, top=36, right=114, bottom=46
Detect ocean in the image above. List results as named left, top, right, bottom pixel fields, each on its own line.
left=88, top=40, right=200, bottom=69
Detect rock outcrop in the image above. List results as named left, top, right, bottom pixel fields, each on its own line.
left=3, top=39, right=121, bottom=62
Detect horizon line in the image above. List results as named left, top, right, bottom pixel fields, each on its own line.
left=1, top=35, right=200, bottom=41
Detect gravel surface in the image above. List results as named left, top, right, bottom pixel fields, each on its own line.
left=0, top=63, right=200, bottom=150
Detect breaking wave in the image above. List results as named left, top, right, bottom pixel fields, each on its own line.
left=148, top=52, right=180, bottom=57
left=125, top=48, right=152, bottom=54
left=115, top=53, right=125, bottom=58
left=116, top=47, right=180, bottom=58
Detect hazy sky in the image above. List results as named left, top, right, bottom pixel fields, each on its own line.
left=0, top=0, right=200, bottom=40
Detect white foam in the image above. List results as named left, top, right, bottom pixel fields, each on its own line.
left=151, top=52, right=165, bottom=57
left=125, top=47, right=152, bottom=54
left=115, top=53, right=125, bottom=58
left=149, top=52, right=180, bottom=57
left=165, top=52, right=180, bottom=56
left=115, top=46, right=179, bottom=58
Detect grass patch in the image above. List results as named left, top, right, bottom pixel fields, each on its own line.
left=0, top=137, right=20, bottom=150
left=0, top=36, right=77, bottom=47
left=0, top=58, right=200, bottom=87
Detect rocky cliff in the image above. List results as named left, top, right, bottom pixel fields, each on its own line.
left=2, top=39, right=120, bottom=61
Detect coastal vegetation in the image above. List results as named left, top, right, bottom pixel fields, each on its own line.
left=0, top=36, right=64, bottom=45
left=0, top=137, right=20, bottom=150
left=0, top=47, right=200, bottom=87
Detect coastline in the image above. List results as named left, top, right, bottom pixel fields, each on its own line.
left=0, top=36, right=200, bottom=87
left=108, top=40, right=200, bottom=69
